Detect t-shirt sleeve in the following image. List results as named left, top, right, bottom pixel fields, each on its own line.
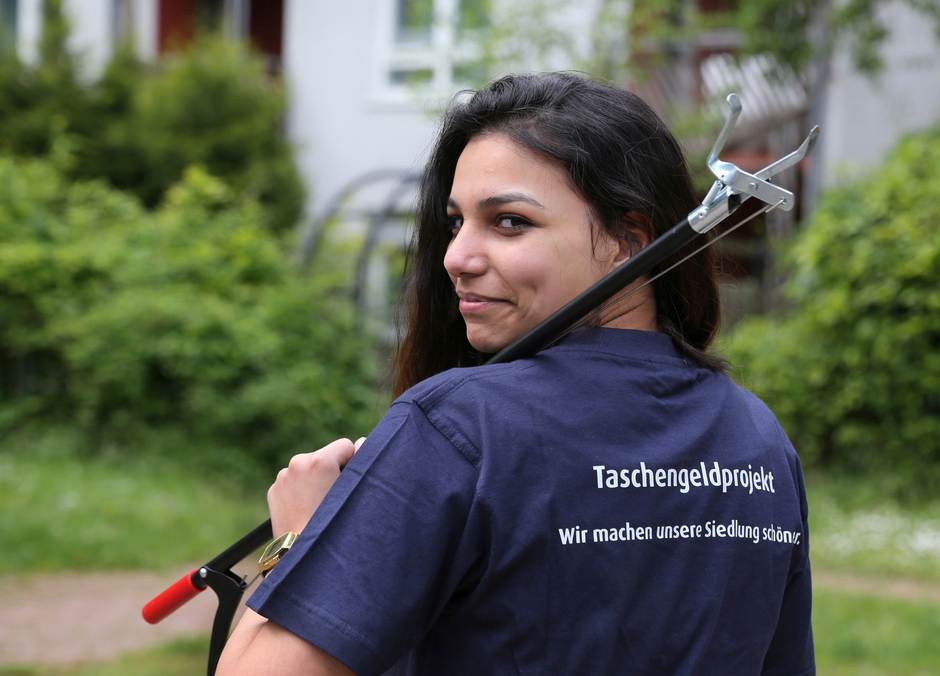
left=246, top=400, right=481, bottom=675
left=761, top=449, right=815, bottom=676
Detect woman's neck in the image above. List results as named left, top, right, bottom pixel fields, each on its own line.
left=599, top=280, right=658, bottom=332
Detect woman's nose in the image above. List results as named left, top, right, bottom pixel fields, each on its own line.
left=443, top=223, right=488, bottom=278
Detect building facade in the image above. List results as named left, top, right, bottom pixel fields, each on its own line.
left=4, top=0, right=940, bottom=326
left=7, top=0, right=939, bottom=216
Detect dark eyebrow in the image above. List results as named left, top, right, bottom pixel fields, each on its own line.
left=447, top=192, right=546, bottom=211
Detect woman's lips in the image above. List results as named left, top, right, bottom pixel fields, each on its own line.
left=458, top=294, right=506, bottom=314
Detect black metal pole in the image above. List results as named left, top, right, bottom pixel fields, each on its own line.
left=206, top=520, right=273, bottom=572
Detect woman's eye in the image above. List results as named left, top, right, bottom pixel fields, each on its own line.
left=446, top=215, right=463, bottom=235
left=495, top=215, right=530, bottom=233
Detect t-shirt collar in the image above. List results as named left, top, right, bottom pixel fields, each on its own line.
left=552, top=326, right=683, bottom=362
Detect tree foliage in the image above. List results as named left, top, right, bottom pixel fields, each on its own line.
left=736, top=0, right=940, bottom=75
left=473, top=0, right=940, bottom=87
left=724, top=125, right=940, bottom=492
left=0, top=157, right=379, bottom=468
left=123, top=37, right=306, bottom=233
left=611, top=0, right=940, bottom=77
left=0, top=1, right=305, bottom=234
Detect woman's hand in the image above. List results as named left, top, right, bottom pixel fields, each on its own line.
left=217, top=437, right=366, bottom=676
left=268, top=436, right=366, bottom=536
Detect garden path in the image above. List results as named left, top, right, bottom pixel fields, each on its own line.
left=0, top=565, right=260, bottom=667
left=812, top=569, right=940, bottom=605
left=0, top=568, right=938, bottom=667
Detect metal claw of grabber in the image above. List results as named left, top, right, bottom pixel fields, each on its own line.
left=689, top=93, right=821, bottom=235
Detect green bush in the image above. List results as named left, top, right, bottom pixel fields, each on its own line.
left=0, top=156, right=379, bottom=468
left=124, top=37, right=306, bottom=233
left=70, top=42, right=153, bottom=195
left=725, top=124, right=940, bottom=491
left=0, top=0, right=112, bottom=163
left=0, top=1, right=305, bottom=234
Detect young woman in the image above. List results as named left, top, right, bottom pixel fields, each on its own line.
left=217, top=73, right=814, bottom=676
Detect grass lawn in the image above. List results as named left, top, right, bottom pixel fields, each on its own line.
left=814, top=588, right=940, bottom=675
left=0, top=428, right=267, bottom=573
left=807, top=474, right=940, bottom=674
left=2, top=588, right=937, bottom=675
left=0, top=636, right=208, bottom=676
left=807, top=473, right=940, bottom=583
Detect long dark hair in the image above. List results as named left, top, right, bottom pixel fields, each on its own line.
left=393, top=72, right=723, bottom=396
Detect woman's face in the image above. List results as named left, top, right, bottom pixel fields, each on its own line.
left=444, top=133, right=626, bottom=354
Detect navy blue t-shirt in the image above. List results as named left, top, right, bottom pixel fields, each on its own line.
left=248, top=328, right=814, bottom=675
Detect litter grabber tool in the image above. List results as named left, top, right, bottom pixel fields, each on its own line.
left=142, top=92, right=820, bottom=676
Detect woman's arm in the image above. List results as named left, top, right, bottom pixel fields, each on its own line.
left=216, top=608, right=354, bottom=676
left=216, top=437, right=364, bottom=676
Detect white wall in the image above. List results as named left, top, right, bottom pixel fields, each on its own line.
left=132, top=0, right=158, bottom=61
left=819, top=1, right=940, bottom=186
left=64, top=0, right=112, bottom=79
left=16, top=0, right=40, bottom=65
left=283, top=1, right=442, bottom=218
left=283, top=0, right=602, bottom=218
left=18, top=0, right=113, bottom=76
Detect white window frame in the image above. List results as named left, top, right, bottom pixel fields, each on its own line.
left=372, top=0, right=486, bottom=107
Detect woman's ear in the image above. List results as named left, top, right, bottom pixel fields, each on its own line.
left=613, top=211, right=653, bottom=264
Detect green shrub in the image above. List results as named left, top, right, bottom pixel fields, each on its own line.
left=0, top=0, right=109, bottom=163
left=0, top=2, right=305, bottom=234
left=70, top=42, right=152, bottom=194
left=725, top=124, right=940, bottom=490
left=124, top=37, right=306, bottom=234
left=0, top=157, right=379, bottom=467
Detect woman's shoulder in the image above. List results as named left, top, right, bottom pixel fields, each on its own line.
left=379, top=361, right=540, bottom=470
left=395, top=359, right=539, bottom=412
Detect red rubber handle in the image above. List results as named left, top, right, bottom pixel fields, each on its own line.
left=142, top=569, right=206, bottom=624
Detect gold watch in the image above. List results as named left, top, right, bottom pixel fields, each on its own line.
left=258, top=532, right=298, bottom=577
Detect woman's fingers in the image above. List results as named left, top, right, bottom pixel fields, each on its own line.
left=285, top=437, right=357, bottom=473
left=317, top=437, right=357, bottom=468
left=268, top=437, right=364, bottom=535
